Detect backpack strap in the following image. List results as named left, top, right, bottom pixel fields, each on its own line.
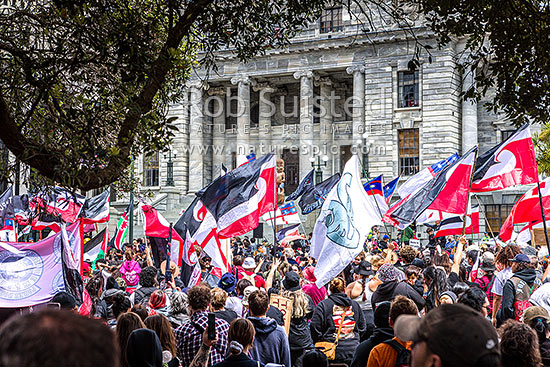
left=383, top=338, right=407, bottom=352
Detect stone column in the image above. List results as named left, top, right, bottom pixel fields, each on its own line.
left=231, top=75, right=254, bottom=165
left=347, top=65, right=366, bottom=148
left=253, top=82, right=276, bottom=156
left=294, top=70, right=318, bottom=180
left=462, top=69, right=478, bottom=152
left=208, top=86, right=226, bottom=178
left=187, top=80, right=206, bottom=192
left=317, top=77, right=333, bottom=177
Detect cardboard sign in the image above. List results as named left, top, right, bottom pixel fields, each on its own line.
left=531, top=228, right=550, bottom=247
left=270, top=294, right=293, bottom=334
left=409, top=238, right=421, bottom=249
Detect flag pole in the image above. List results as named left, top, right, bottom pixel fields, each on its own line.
left=473, top=194, right=499, bottom=245
left=536, top=178, right=550, bottom=249
left=272, top=162, right=278, bottom=258
left=462, top=148, right=478, bottom=236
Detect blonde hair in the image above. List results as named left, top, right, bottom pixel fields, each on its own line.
left=280, top=289, right=311, bottom=319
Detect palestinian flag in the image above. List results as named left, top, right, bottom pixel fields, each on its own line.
left=110, top=202, right=132, bottom=250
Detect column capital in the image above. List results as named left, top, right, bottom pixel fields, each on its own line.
left=346, top=65, right=366, bottom=75
left=252, top=82, right=276, bottom=93
left=186, top=79, right=209, bottom=90
left=231, top=74, right=255, bottom=86
left=207, top=86, right=228, bottom=96
left=293, top=70, right=319, bottom=81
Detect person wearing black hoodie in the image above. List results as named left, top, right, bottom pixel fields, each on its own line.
left=126, top=328, right=163, bottom=367
left=310, top=278, right=366, bottom=365
left=370, top=263, right=425, bottom=311
left=350, top=301, right=393, bottom=367
left=497, top=253, right=538, bottom=325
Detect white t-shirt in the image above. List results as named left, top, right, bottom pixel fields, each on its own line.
left=491, top=267, right=513, bottom=296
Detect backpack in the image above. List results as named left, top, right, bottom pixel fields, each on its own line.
left=510, top=276, right=534, bottom=321
left=383, top=339, right=411, bottom=367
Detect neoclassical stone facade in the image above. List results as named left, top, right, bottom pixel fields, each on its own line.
left=122, top=5, right=535, bottom=239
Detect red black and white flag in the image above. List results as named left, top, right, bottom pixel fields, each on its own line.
left=80, top=189, right=110, bottom=224
left=141, top=204, right=184, bottom=266
left=29, top=187, right=86, bottom=223
left=434, top=205, right=480, bottom=237
left=196, top=153, right=276, bottom=238
left=384, top=147, right=477, bottom=229
left=471, top=124, right=538, bottom=192
left=499, top=177, right=550, bottom=241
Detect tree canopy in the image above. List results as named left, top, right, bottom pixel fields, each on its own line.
left=0, top=0, right=326, bottom=190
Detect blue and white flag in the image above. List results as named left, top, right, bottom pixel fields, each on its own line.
left=363, top=175, right=389, bottom=217
left=383, top=176, right=400, bottom=203
left=310, top=155, right=382, bottom=287
left=398, top=153, right=458, bottom=199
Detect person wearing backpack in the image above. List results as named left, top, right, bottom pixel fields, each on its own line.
left=366, top=295, right=418, bottom=367
left=497, top=253, right=537, bottom=325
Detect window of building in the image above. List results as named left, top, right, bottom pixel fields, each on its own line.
left=502, top=130, right=515, bottom=141
left=398, top=129, right=419, bottom=175
left=485, top=204, right=514, bottom=236
left=282, top=149, right=300, bottom=195
left=320, top=6, right=343, bottom=33
left=143, top=152, right=159, bottom=187
left=226, top=90, right=237, bottom=130
left=398, top=70, right=420, bottom=108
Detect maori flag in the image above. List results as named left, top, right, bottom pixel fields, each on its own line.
left=286, top=169, right=314, bottom=201
left=298, top=173, right=341, bottom=215
left=80, top=188, right=110, bottom=224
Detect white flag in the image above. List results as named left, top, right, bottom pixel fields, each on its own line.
left=310, top=155, right=382, bottom=287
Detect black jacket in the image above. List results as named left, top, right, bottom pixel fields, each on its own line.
left=350, top=327, right=394, bottom=367
left=214, top=309, right=238, bottom=325
left=288, top=294, right=315, bottom=351
left=310, top=293, right=366, bottom=363
left=213, top=353, right=265, bottom=367
left=497, top=268, right=537, bottom=324
left=371, top=281, right=426, bottom=311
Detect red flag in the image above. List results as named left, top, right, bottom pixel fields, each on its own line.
left=471, top=124, right=538, bottom=192
left=499, top=178, right=550, bottom=241
left=470, top=251, right=480, bottom=282
left=141, top=205, right=184, bottom=266
left=101, top=229, right=109, bottom=254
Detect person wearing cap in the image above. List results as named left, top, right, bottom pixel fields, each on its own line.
left=473, top=258, right=496, bottom=316
left=345, top=260, right=380, bottom=339
left=523, top=305, right=550, bottom=365
left=218, top=272, right=244, bottom=317
left=497, top=253, right=537, bottom=325
left=366, top=295, right=419, bottom=367
left=302, top=266, right=327, bottom=306
left=371, top=263, right=425, bottom=311
left=280, top=271, right=315, bottom=367
left=238, top=257, right=266, bottom=289
left=394, top=303, right=500, bottom=367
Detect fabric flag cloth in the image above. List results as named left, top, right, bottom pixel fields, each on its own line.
left=276, top=224, right=301, bottom=242
left=499, top=177, right=550, bottom=242
left=110, top=202, right=132, bottom=250
left=246, top=152, right=256, bottom=163
left=80, top=189, right=110, bottom=224
left=470, top=250, right=481, bottom=282
left=197, top=153, right=276, bottom=238
left=11, top=194, right=31, bottom=225
left=286, top=169, right=315, bottom=201
left=31, top=214, right=62, bottom=233
left=179, top=232, right=201, bottom=288
left=262, top=201, right=301, bottom=226
left=363, top=175, right=390, bottom=217
left=221, top=163, right=229, bottom=176
left=434, top=205, right=480, bottom=237
left=513, top=220, right=550, bottom=246
left=298, top=173, right=341, bottom=215
left=281, top=234, right=306, bottom=246
left=384, top=147, right=477, bottom=230
left=472, top=124, right=538, bottom=192
left=29, top=187, right=86, bottom=223
left=83, top=228, right=108, bottom=259
left=18, top=225, right=31, bottom=238
left=383, top=177, right=400, bottom=203
left=0, top=219, right=16, bottom=242
left=0, top=187, right=13, bottom=225
left=397, top=153, right=459, bottom=199
left=141, top=205, right=184, bottom=266
left=310, top=155, right=382, bottom=287
left=174, top=198, right=229, bottom=273
left=0, top=221, right=83, bottom=308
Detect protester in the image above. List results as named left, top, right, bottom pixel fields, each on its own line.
left=213, top=318, right=264, bottom=367
left=116, top=312, right=146, bottom=367
left=239, top=257, right=266, bottom=288
left=523, top=306, right=550, bottom=365
left=144, top=315, right=179, bottom=367
left=131, top=266, right=159, bottom=306
left=492, top=244, right=522, bottom=325
left=499, top=320, right=542, bottom=367
left=302, top=350, right=329, bottom=367
left=166, top=291, right=189, bottom=328
left=345, top=260, right=378, bottom=337
left=371, top=263, right=425, bottom=311
left=126, top=328, right=163, bottom=367
left=50, top=291, right=78, bottom=311
left=210, top=288, right=238, bottom=325
left=301, top=266, right=327, bottom=306
left=120, top=249, right=142, bottom=292
left=0, top=309, right=119, bottom=367
left=457, top=286, right=491, bottom=317
left=310, top=278, right=366, bottom=365
left=174, top=285, right=229, bottom=367
left=366, top=295, right=419, bottom=367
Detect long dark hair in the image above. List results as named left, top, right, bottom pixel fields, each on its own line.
left=423, top=266, right=449, bottom=310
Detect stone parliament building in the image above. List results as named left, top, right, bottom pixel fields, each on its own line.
left=117, top=4, right=533, bottom=240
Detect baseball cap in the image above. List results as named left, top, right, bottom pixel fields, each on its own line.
left=355, top=261, right=374, bottom=276
left=394, top=304, right=499, bottom=367
left=218, top=272, right=237, bottom=293
left=509, top=253, right=530, bottom=263
left=283, top=271, right=301, bottom=291
left=523, top=306, right=550, bottom=325
left=242, top=257, right=256, bottom=269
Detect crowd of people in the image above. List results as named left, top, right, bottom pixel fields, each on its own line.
left=2, top=226, right=550, bottom=367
